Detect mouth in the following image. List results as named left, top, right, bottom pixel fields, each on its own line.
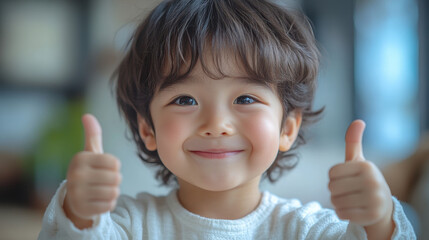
left=189, top=149, right=244, bottom=159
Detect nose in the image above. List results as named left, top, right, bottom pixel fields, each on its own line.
left=198, top=107, right=235, bottom=137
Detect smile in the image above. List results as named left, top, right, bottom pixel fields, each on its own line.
left=189, top=150, right=244, bottom=159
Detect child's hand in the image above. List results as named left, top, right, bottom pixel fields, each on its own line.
left=328, top=120, right=394, bottom=239
left=63, top=114, right=122, bottom=229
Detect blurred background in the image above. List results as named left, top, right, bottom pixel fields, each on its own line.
left=0, top=0, right=427, bottom=239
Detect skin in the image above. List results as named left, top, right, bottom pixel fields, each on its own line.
left=138, top=60, right=300, bottom=219
left=63, top=114, right=122, bottom=229
left=63, top=59, right=395, bottom=239
left=329, top=120, right=394, bottom=239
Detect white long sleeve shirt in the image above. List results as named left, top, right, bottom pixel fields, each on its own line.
left=38, top=181, right=415, bottom=240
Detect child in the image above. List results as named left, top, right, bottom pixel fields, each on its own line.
left=39, top=0, right=415, bottom=239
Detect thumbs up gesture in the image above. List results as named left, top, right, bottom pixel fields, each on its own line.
left=63, top=114, right=122, bottom=229
left=328, top=120, right=394, bottom=237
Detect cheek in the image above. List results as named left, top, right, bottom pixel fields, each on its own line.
left=243, top=112, right=281, bottom=159
left=154, top=114, right=190, bottom=149
left=152, top=113, right=194, bottom=167
left=156, top=119, right=184, bottom=141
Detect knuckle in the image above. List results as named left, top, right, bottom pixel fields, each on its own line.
left=69, top=154, right=80, bottom=169
left=328, top=181, right=334, bottom=191
left=330, top=196, right=338, bottom=206
left=331, top=195, right=344, bottom=208
left=104, top=154, right=121, bottom=169
left=115, top=158, right=122, bottom=170
left=69, top=169, right=89, bottom=183
left=329, top=164, right=341, bottom=179
left=328, top=183, right=340, bottom=196
left=115, top=173, right=123, bottom=185
left=104, top=187, right=119, bottom=201
left=328, top=168, right=335, bottom=179
left=96, top=153, right=109, bottom=163
left=112, top=187, right=120, bottom=199
left=73, top=152, right=90, bottom=163
left=359, top=161, right=374, bottom=172
left=104, top=153, right=116, bottom=161
left=71, top=152, right=94, bottom=169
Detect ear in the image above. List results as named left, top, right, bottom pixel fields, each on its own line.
left=279, top=110, right=302, bottom=152
left=137, top=114, right=157, bottom=151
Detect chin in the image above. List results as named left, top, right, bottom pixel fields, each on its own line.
left=193, top=175, right=251, bottom=192
left=199, top=184, right=238, bottom=192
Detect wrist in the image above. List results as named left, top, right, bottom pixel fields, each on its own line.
left=63, top=194, right=94, bottom=229
left=364, top=198, right=395, bottom=240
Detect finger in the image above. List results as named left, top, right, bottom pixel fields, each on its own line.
left=86, top=186, right=120, bottom=201
left=329, top=162, right=362, bottom=180
left=82, top=201, right=116, bottom=217
left=86, top=169, right=122, bottom=186
left=328, top=176, right=363, bottom=197
left=82, top=113, right=103, bottom=154
left=88, top=154, right=121, bottom=171
left=335, top=208, right=365, bottom=222
left=331, top=192, right=367, bottom=209
left=345, top=119, right=366, bottom=162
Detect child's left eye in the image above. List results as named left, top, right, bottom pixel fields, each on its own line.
left=172, top=96, right=198, bottom=106
left=234, top=95, right=258, bottom=104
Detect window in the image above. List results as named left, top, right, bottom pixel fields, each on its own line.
left=354, top=0, right=420, bottom=159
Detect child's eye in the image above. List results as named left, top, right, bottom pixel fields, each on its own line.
left=234, top=95, right=258, bottom=104
left=172, top=96, right=198, bottom=106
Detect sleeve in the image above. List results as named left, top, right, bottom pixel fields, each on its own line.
left=390, top=196, right=417, bottom=239
left=292, top=196, right=416, bottom=240
left=291, top=202, right=367, bottom=240
left=37, top=180, right=130, bottom=240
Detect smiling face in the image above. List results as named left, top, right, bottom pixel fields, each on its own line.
left=138, top=57, right=301, bottom=192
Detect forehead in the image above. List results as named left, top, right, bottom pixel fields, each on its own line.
left=159, top=50, right=271, bottom=91
left=174, top=74, right=270, bottom=89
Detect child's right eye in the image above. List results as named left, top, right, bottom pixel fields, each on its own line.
left=172, top=96, right=198, bottom=106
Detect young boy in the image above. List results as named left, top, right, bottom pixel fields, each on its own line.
left=39, top=0, right=415, bottom=239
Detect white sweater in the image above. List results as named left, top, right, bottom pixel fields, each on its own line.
left=38, top=181, right=415, bottom=240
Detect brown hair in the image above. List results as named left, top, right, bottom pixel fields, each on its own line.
left=113, top=0, right=323, bottom=186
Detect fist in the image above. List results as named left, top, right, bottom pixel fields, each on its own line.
left=328, top=120, right=393, bottom=227
left=64, top=114, right=122, bottom=221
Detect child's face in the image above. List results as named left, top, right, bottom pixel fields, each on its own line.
left=138, top=57, right=301, bottom=192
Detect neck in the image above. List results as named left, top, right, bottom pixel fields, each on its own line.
left=176, top=177, right=262, bottom=220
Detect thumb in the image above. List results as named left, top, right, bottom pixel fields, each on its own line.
left=82, top=113, right=103, bottom=154
left=345, top=119, right=366, bottom=162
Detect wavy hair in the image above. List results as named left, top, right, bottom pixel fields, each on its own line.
left=112, top=0, right=323, bottom=186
